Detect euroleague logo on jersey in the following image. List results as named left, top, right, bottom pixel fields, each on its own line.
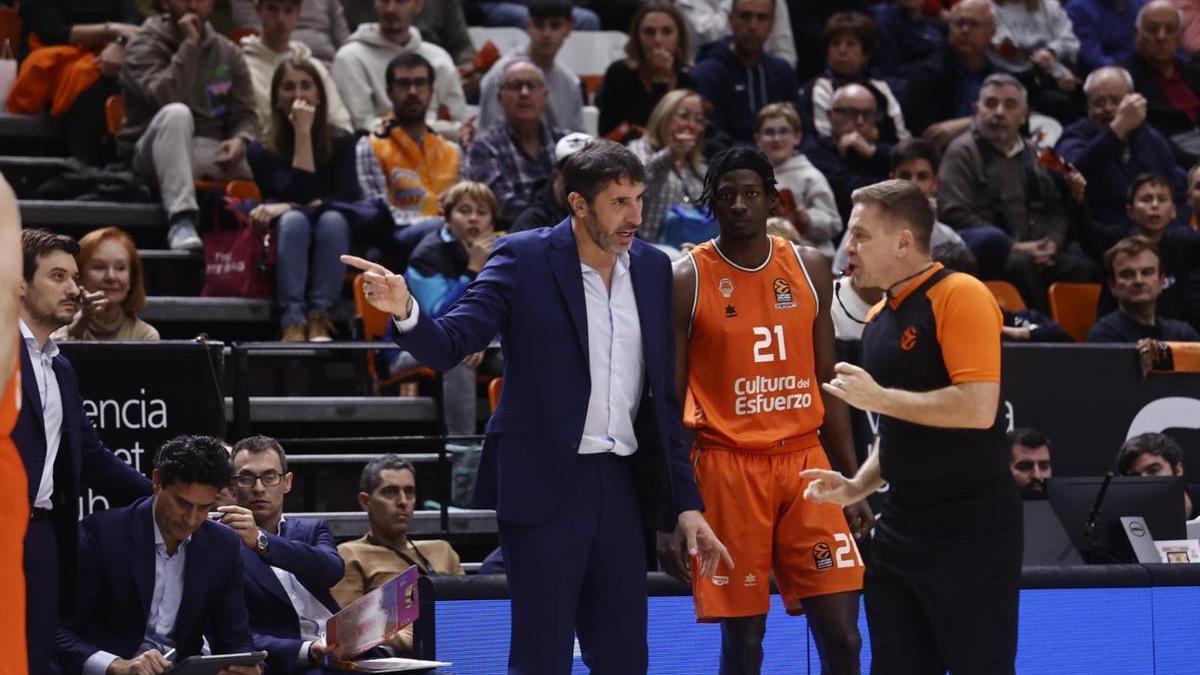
left=900, top=326, right=918, bottom=351
left=773, top=278, right=795, bottom=309
left=813, top=542, right=833, bottom=571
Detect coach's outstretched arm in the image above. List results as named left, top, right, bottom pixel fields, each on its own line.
left=342, top=248, right=515, bottom=371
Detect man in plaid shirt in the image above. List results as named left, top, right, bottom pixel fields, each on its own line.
left=466, top=58, right=567, bottom=226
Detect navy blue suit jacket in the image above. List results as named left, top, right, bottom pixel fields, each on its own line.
left=54, top=497, right=254, bottom=673
left=12, top=340, right=152, bottom=613
left=241, top=518, right=344, bottom=674
left=394, top=218, right=704, bottom=529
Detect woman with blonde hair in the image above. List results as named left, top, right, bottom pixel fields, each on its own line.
left=53, top=227, right=159, bottom=341
left=626, top=88, right=707, bottom=243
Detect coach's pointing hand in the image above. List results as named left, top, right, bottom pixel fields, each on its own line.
left=341, top=255, right=414, bottom=319
left=678, top=510, right=734, bottom=579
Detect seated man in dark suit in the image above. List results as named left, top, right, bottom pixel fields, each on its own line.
left=217, top=435, right=344, bottom=673
left=54, top=435, right=260, bottom=675
left=1124, top=0, right=1200, bottom=164
left=1088, top=235, right=1200, bottom=342
left=16, top=228, right=152, bottom=672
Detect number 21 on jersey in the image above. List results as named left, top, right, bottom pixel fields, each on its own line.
left=752, top=325, right=787, bottom=363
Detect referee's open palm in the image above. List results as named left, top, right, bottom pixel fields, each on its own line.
left=341, top=255, right=412, bottom=318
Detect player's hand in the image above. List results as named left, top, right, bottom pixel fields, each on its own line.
left=340, top=255, right=413, bottom=319
left=656, top=528, right=691, bottom=584
left=677, top=510, right=733, bottom=579
left=799, top=468, right=870, bottom=506
left=843, top=501, right=875, bottom=540
left=215, top=505, right=259, bottom=550
left=108, top=650, right=172, bottom=675
left=821, top=362, right=884, bottom=412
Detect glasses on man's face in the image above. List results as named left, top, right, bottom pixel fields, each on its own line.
left=391, top=77, right=429, bottom=92
left=235, top=471, right=282, bottom=488
left=502, top=80, right=545, bottom=93
left=831, top=106, right=873, bottom=121
left=950, top=17, right=984, bottom=30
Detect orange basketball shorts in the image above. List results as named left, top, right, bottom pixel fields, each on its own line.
left=690, top=442, right=864, bottom=621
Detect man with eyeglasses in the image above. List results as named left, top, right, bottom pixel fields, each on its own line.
left=466, top=58, right=568, bottom=226
left=476, top=0, right=584, bottom=134
left=938, top=73, right=1096, bottom=313
left=356, top=51, right=461, bottom=267
left=216, top=435, right=346, bottom=672
left=332, top=0, right=466, bottom=134
left=804, top=83, right=894, bottom=221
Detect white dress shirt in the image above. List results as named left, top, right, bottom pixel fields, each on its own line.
left=19, top=319, right=62, bottom=510
left=577, top=255, right=644, bottom=455
left=84, top=511, right=190, bottom=675
left=393, top=250, right=646, bottom=455
left=269, top=517, right=334, bottom=663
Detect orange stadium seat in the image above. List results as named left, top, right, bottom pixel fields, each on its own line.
left=104, top=94, right=124, bottom=135
left=232, top=28, right=259, bottom=45
left=353, top=273, right=435, bottom=395
left=0, top=8, right=19, bottom=53
left=1048, top=282, right=1101, bottom=343
left=225, top=180, right=261, bottom=200
left=984, top=280, right=1026, bottom=312
left=487, top=377, right=502, bottom=412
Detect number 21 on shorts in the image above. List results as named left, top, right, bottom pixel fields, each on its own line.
left=753, top=325, right=787, bottom=363
left=834, top=532, right=863, bottom=568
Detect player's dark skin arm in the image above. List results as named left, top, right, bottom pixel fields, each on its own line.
left=800, top=246, right=875, bottom=538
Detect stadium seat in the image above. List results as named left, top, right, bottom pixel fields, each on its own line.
left=984, top=280, right=1026, bottom=312
left=232, top=28, right=259, bottom=45
left=1048, top=282, right=1101, bottom=342
left=467, top=27, right=529, bottom=56
left=558, top=31, right=628, bottom=99
left=104, top=94, right=124, bottom=136
left=488, top=377, right=502, bottom=413
left=352, top=273, right=435, bottom=395
left=225, top=180, right=261, bottom=200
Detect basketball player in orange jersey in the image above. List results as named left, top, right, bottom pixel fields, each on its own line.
left=0, top=173, right=30, bottom=675
left=661, top=147, right=872, bottom=675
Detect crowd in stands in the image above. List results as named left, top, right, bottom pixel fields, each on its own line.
left=9, top=0, right=1198, bottom=344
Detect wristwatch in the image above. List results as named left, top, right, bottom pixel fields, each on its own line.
left=255, top=528, right=269, bottom=557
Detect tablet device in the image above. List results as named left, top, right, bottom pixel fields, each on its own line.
left=168, top=651, right=267, bottom=675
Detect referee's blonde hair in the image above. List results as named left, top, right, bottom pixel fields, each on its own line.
left=850, top=179, right=934, bottom=251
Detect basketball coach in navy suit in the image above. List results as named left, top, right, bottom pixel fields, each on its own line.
left=16, top=229, right=152, bottom=672
left=54, top=435, right=259, bottom=675
left=344, top=141, right=733, bottom=675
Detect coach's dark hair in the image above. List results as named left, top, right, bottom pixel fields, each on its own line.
left=385, top=52, right=435, bottom=89
left=698, top=146, right=779, bottom=213
left=23, top=229, right=79, bottom=282
left=821, top=11, right=879, bottom=60
left=359, top=454, right=417, bottom=494
left=1007, top=427, right=1051, bottom=451
left=851, top=179, right=934, bottom=250
left=231, top=435, right=288, bottom=473
left=1126, top=172, right=1173, bottom=205
left=890, top=138, right=940, bottom=173
left=561, top=140, right=646, bottom=206
left=529, top=0, right=573, bottom=21
left=154, top=435, right=235, bottom=489
left=1117, top=433, right=1182, bottom=475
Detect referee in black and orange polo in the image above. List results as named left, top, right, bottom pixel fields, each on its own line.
left=800, top=179, right=1020, bottom=674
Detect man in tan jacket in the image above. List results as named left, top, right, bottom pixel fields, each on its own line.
left=332, top=455, right=463, bottom=654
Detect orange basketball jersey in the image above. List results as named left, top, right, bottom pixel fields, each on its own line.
left=684, top=236, right=825, bottom=449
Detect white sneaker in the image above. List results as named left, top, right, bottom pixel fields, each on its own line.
left=168, top=221, right=203, bottom=251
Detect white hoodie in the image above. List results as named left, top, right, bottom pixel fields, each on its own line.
left=772, top=153, right=843, bottom=254
left=331, top=24, right=465, bottom=134
left=241, top=35, right=352, bottom=135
